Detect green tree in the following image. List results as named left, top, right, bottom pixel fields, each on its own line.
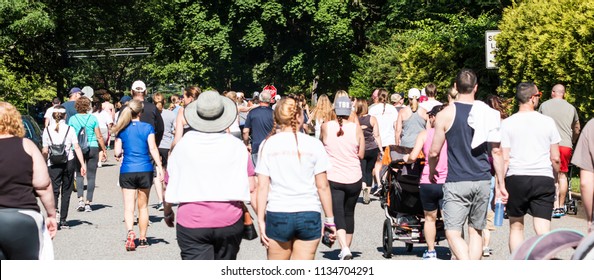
left=0, top=0, right=55, bottom=111
left=350, top=12, right=499, bottom=99
left=496, top=0, right=594, bottom=121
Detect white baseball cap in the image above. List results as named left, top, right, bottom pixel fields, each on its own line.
left=131, top=80, right=146, bottom=92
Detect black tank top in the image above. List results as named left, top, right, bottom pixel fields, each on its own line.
left=358, top=115, right=378, bottom=150
left=445, top=103, right=491, bottom=182
left=0, top=137, right=40, bottom=212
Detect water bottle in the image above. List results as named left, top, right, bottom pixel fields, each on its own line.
left=494, top=198, right=504, bottom=227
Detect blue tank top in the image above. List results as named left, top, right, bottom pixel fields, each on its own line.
left=445, top=103, right=491, bottom=182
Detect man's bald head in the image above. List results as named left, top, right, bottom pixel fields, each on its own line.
left=552, top=84, right=565, bottom=99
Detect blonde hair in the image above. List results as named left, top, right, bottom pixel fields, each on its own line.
left=0, top=102, right=25, bottom=137
left=225, top=91, right=237, bottom=103
left=447, top=86, right=459, bottom=104
left=311, top=94, right=334, bottom=122
left=112, top=99, right=144, bottom=135
left=268, top=97, right=303, bottom=161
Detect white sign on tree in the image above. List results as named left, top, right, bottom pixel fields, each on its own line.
left=485, top=30, right=501, bottom=69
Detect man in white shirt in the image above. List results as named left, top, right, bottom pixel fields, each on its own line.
left=500, top=82, right=561, bottom=253
left=44, top=98, right=61, bottom=127
left=419, top=83, right=442, bottom=113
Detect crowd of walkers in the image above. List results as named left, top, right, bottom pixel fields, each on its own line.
left=1, top=68, right=593, bottom=260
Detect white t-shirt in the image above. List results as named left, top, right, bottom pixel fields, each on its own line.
left=93, top=110, right=113, bottom=129
left=368, top=103, right=398, bottom=147
left=501, top=111, right=561, bottom=178
left=255, top=132, right=330, bottom=213
left=419, top=99, right=442, bottom=112
left=42, top=120, right=78, bottom=166
left=44, top=106, right=57, bottom=127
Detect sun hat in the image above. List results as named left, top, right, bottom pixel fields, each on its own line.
left=184, top=90, right=238, bottom=133
left=408, top=88, right=421, bottom=99
left=334, top=96, right=352, bottom=117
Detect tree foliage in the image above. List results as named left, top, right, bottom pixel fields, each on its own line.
left=497, top=0, right=594, bottom=121
left=0, top=0, right=55, bottom=111
left=350, top=13, right=500, bottom=99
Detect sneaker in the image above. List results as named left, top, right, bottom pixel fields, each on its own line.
left=363, top=188, right=370, bottom=204
left=125, top=231, right=136, bottom=251
left=58, top=220, right=70, bottom=230
left=76, top=201, right=85, bottom=212
left=97, top=161, right=102, bottom=168
left=156, top=203, right=164, bottom=211
left=423, top=250, right=437, bottom=260
left=56, top=210, right=60, bottom=221
left=482, top=247, right=491, bottom=257
left=84, top=204, right=92, bottom=212
left=338, top=248, right=352, bottom=260
left=138, top=239, right=149, bottom=248
left=552, top=208, right=565, bottom=218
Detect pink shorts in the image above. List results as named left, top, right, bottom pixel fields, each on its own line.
left=559, top=146, right=572, bottom=173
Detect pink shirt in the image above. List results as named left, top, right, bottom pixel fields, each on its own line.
left=420, top=128, right=448, bottom=184
left=177, top=156, right=255, bottom=228
left=324, top=121, right=362, bottom=184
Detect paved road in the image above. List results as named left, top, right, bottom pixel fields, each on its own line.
left=52, top=150, right=590, bottom=260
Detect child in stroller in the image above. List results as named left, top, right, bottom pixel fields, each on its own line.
left=379, top=145, right=446, bottom=258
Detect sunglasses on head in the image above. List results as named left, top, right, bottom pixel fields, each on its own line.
left=532, top=91, right=542, bottom=98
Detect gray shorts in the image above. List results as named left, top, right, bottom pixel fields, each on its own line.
left=442, top=180, right=491, bottom=231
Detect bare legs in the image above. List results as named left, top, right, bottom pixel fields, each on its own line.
left=509, top=216, right=551, bottom=253
left=122, top=188, right=151, bottom=240
left=446, top=227, right=483, bottom=260
left=266, top=239, right=320, bottom=260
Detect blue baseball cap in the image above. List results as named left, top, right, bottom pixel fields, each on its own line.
left=120, top=95, right=132, bottom=105
left=69, top=87, right=82, bottom=95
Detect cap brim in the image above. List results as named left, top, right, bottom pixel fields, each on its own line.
left=184, top=97, right=238, bottom=133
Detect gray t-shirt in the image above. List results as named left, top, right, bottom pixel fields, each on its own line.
left=538, top=98, right=579, bottom=148
left=159, top=109, right=176, bottom=149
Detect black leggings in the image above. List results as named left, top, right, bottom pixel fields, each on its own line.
left=76, top=147, right=99, bottom=202
left=0, top=209, right=42, bottom=260
left=330, top=179, right=362, bottom=234
left=49, top=159, right=75, bottom=221
left=360, top=149, right=379, bottom=186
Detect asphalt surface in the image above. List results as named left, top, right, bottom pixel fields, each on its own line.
left=51, top=150, right=590, bottom=260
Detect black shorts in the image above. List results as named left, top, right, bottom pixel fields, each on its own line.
left=419, top=183, right=444, bottom=212
left=119, top=172, right=154, bottom=189
left=505, top=175, right=555, bottom=220
left=158, top=148, right=169, bottom=167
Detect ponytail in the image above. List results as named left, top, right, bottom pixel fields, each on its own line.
left=51, top=106, right=66, bottom=133
left=337, top=116, right=345, bottom=137
left=111, top=99, right=143, bottom=136
left=411, top=97, right=418, bottom=112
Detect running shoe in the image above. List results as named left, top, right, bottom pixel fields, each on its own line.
left=76, top=201, right=85, bottom=212
left=138, top=239, right=149, bottom=248
left=338, top=248, right=352, bottom=260
left=58, top=220, right=70, bottom=230
left=423, top=250, right=437, bottom=260
left=125, top=231, right=136, bottom=251
left=482, top=247, right=491, bottom=257
left=362, top=188, right=370, bottom=204
left=84, top=204, right=92, bottom=212
left=552, top=208, right=565, bottom=218
left=156, top=203, right=164, bottom=211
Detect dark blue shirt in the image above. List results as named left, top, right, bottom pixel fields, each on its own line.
left=244, top=106, right=274, bottom=154
left=445, top=103, right=492, bottom=182
left=117, top=121, right=155, bottom=173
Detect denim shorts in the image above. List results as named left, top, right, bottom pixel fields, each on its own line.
left=265, top=211, right=322, bottom=242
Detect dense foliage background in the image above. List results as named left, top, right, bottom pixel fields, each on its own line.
left=1, top=0, right=592, bottom=122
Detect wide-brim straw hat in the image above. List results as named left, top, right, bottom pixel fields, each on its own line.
left=184, top=90, right=237, bottom=133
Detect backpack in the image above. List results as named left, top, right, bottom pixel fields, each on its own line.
left=75, top=115, right=91, bottom=156
left=46, top=126, right=70, bottom=165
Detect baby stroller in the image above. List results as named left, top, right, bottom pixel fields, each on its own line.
left=379, top=145, right=446, bottom=258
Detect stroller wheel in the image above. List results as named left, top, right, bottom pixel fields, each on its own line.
left=382, top=218, right=393, bottom=258
left=406, top=243, right=413, bottom=252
